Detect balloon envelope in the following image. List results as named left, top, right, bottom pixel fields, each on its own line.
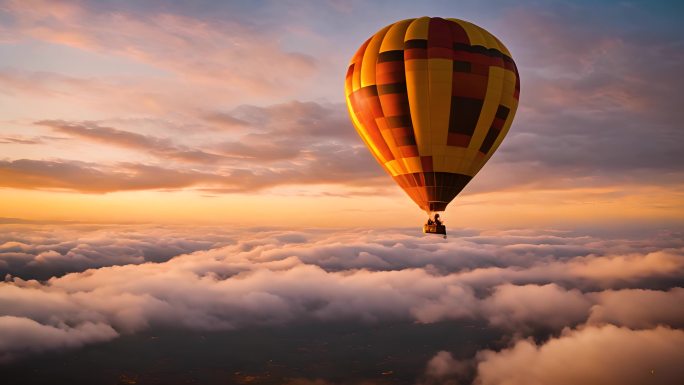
left=345, top=17, right=520, bottom=212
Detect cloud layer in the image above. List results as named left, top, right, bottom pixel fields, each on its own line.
left=1, top=224, right=682, bottom=385
left=419, top=325, right=684, bottom=385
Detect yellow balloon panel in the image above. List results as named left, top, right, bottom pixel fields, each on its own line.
left=345, top=17, right=519, bottom=212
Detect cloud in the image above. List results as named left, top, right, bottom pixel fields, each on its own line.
left=588, top=288, right=684, bottom=329
left=454, top=249, right=684, bottom=291
left=224, top=101, right=358, bottom=141
left=0, top=100, right=387, bottom=194
left=0, top=0, right=318, bottom=96
left=0, top=155, right=384, bottom=194
left=420, top=351, right=470, bottom=385
left=0, top=1, right=681, bottom=202
left=478, top=4, right=684, bottom=192
left=0, top=224, right=235, bottom=280
left=480, top=284, right=592, bottom=332
left=37, top=120, right=229, bottom=164
left=202, top=112, right=251, bottom=131
left=0, top=136, right=57, bottom=145
left=474, top=325, right=684, bottom=385
left=0, top=69, right=193, bottom=117
left=0, top=159, right=224, bottom=193
left=0, top=316, right=117, bottom=363
left=0, top=99, right=387, bottom=195
left=1, top=225, right=683, bottom=363
left=36, top=100, right=359, bottom=153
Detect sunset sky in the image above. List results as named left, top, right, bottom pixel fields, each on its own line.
left=1, top=0, right=682, bottom=228
left=1, top=1, right=683, bottom=384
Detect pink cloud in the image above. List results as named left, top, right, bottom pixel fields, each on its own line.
left=2, top=0, right=318, bottom=97
left=475, top=325, right=684, bottom=385
left=588, top=288, right=684, bottom=329
left=1, top=225, right=683, bottom=363
left=481, top=284, right=591, bottom=331
left=0, top=315, right=117, bottom=363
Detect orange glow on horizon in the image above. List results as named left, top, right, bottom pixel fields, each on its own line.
left=2, top=183, right=682, bottom=229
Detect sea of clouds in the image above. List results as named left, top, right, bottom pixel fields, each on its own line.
left=1, top=224, right=683, bottom=384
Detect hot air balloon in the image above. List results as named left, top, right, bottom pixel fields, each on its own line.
left=344, top=17, right=520, bottom=237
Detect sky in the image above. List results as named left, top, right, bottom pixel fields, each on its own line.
left=0, top=0, right=682, bottom=228
left=0, top=1, right=683, bottom=384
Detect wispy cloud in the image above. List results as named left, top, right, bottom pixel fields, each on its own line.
left=0, top=0, right=318, bottom=96
left=37, top=120, right=229, bottom=164
left=0, top=0, right=681, bottom=207
left=0, top=159, right=224, bottom=193
left=0, top=99, right=389, bottom=194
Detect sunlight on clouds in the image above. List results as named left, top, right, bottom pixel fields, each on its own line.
left=0, top=224, right=682, bottom=368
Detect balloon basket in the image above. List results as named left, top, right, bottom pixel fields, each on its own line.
left=423, top=224, right=447, bottom=238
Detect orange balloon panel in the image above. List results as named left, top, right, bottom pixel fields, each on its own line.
left=345, top=17, right=520, bottom=212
